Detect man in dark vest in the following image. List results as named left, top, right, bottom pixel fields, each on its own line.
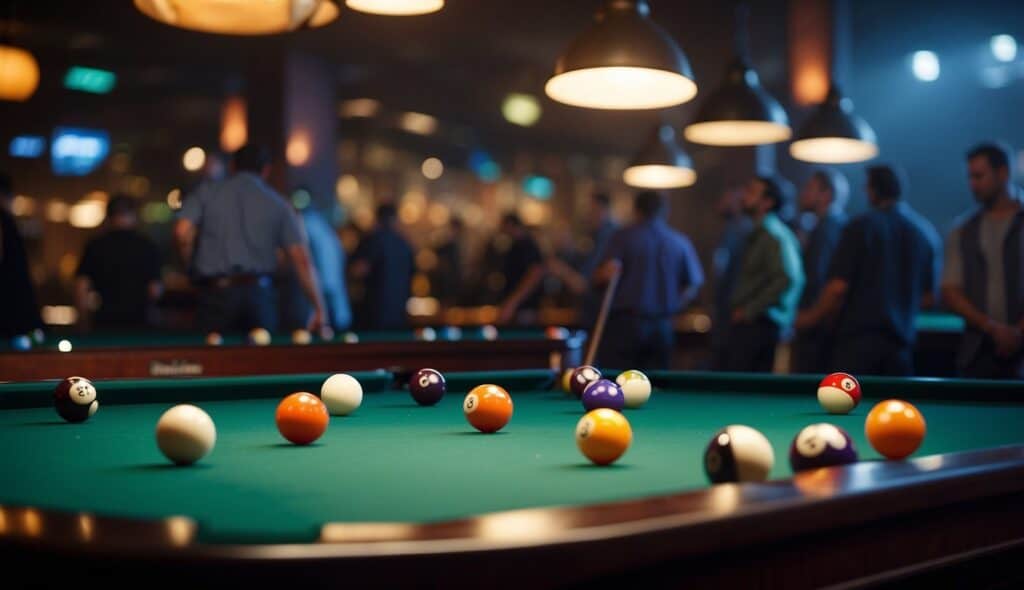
left=0, top=173, right=43, bottom=342
left=941, top=142, right=1024, bottom=379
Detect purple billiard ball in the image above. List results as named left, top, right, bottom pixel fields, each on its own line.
left=581, top=379, right=625, bottom=412
left=788, top=423, right=858, bottom=472
left=569, top=365, right=602, bottom=399
left=54, top=376, right=99, bottom=423
left=409, top=368, right=446, bottom=406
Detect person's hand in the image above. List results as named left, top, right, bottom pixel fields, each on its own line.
left=987, top=320, right=1022, bottom=358
left=307, top=306, right=326, bottom=334
left=497, top=302, right=516, bottom=325
left=731, top=308, right=749, bottom=324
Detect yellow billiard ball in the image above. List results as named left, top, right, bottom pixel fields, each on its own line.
left=575, top=409, right=632, bottom=465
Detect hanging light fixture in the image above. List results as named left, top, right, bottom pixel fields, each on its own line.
left=0, top=43, right=39, bottom=102
left=684, top=5, right=790, bottom=146
left=623, top=125, right=696, bottom=189
left=546, top=0, right=697, bottom=110
left=345, top=0, right=443, bottom=15
left=789, top=83, right=878, bottom=163
left=134, top=0, right=340, bottom=35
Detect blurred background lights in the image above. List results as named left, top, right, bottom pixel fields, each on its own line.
left=398, top=112, right=438, bottom=136
left=166, top=188, right=183, bottom=210
left=339, top=98, right=382, bottom=118
left=911, top=50, right=940, bottom=82
left=501, top=93, right=542, bottom=127
left=291, top=188, right=312, bottom=210
left=421, top=157, right=444, bottom=180
left=182, top=146, right=206, bottom=171
left=991, top=35, right=1018, bottom=63
left=346, top=0, right=444, bottom=16
left=522, top=175, right=554, bottom=199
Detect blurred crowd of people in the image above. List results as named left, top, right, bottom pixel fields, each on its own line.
left=2, top=141, right=1022, bottom=379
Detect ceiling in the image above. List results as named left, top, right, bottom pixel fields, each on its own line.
left=3, top=0, right=795, bottom=158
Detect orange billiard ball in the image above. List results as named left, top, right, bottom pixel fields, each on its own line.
left=463, top=384, right=513, bottom=433
left=865, top=399, right=926, bottom=460
left=276, top=392, right=329, bottom=445
left=576, top=408, right=632, bottom=466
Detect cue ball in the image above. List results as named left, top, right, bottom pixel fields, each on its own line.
left=569, top=365, right=601, bottom=398
left=616, top=370, right=652, bottom=408
left=276, top=392, right=329, bottom=445
left=865, top=399, right=926, bottom=460
left=409, top=368, right=446, bottom=406
left=205, top=332, right=224, bottom=346
left=248, top=327, right=272, bottom=346
left=155, top=404, right=216, bottom=465
left=320, top=373, right=363, bottom=415
left=463, top=384, right=513, bottom=433
left=54, top=376, right=99, bottom=423
left=789, top=423, right=858, bottom=472
left=817, top=372, right=861, bottom=414
left=575, top=408, right=632, bottom=466
left=291, top=329, right=313, bottom=345
left=704, top=425, right=775, bottom=483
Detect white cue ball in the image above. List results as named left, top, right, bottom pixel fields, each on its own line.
left=156, top=405, right=216, bottom=465
left=616, top=370, right=652, bottom=408
left=321, top=373, right=363, bottom=416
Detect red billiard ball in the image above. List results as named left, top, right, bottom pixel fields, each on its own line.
left=409, top=368, right=446, bottom=406
left=54, top=376, right=99, bottom=423
left=817, top=372, right=861, bottom=414
left=275, top=392, right=329, bottom=445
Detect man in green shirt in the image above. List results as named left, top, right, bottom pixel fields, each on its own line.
left=723, top=176, right=805, bottom=372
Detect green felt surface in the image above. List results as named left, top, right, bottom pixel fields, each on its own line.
left=1, top=370, right=1022, bottom=545
left=1, top=328, right=557, bottom=352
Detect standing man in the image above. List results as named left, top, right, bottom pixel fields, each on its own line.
left=797, top=165, right=935, bottom=376
left=349, top=204, right=414, bottom=331
left=725, top=177, right=805, bottom=373
left=434, top=216, right=465, bottom=308
left=594, top=191, right=704, bottom=370
left=791, top=169, right=848, bottom=373
left=174, top=144, right=325, bottom=334
left=942, top=143, right=1024, bottom=378
left=0, top=173, right=43, bottom=341
left=496, top=213, right=545, bottom=325
left=710, top=185, right=752, bottom=370
left=75, top=195, right=163, bottom=331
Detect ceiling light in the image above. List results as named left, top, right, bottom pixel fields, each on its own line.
left=623, top=126, right=696, bottom=189
left=134, top=0, right=339, bottom=35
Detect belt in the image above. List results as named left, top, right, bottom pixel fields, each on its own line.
left=197, top=274, right=270, bottom=288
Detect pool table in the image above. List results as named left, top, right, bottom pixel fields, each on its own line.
left=0, top=328, right=581, bottom=381
left=0, top=370, right=1022, bottom=588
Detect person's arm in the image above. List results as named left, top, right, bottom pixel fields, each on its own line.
left=286, top=244, right=326, bottom=332
left=795, top=278, right=848, bottom=330
left=73, top=276, right=94, bottom=331
left=497, top=263, right=545, bottom=324
left=173, top=218, right=196, bottom=269
left=678, top=237, right=705, bottom=310
left=546, top=257, right=588, bottom=294
left=795, top=223, right=856, bottom=330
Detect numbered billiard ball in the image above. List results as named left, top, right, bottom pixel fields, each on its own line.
left=291, top=329, right=313, bottom=345
left=616, top=370, right=652, bottom=408
left=415, top=327, right=437, bottom=342
left=704, top=425, right=774, bottom=483
left=343, top=331, right=360, bottom=343
left=320, top=373, right=363, bottom=416
left=248, top=327, right=272, bottom=346
left=576, top=408, right=632, bottom=466
left=275, top=392, right=329, bottom=445
left=865, top=399, right=926, bottom=460
left=31, top=328, right=45, bottom=344
left=409, top=368, right=446, bottom=406
left=581, top=379, right=624, bottom=412
left=545, top=326, right=569, bottom=340
left=463, top=384, right=513, bottom=433
left=569, top=365, right=601, bottom=399
left=443, top=326, right=463, bottom=341
left=10, top=334, right=32, bottom=351
left=156, top=404, right=216, bottom=465
left=789, top=423, right=858, bottom=472
left=817, top=372, right=861, bottom=414
left=480, top=325, right=499, bottom=341
left=560, top=368, right=574, bottom=395
left=205, top=332, right=224, bottom=346
left=54, top=376, right=99, bottom=423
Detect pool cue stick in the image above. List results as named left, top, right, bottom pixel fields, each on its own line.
left=584, top=263, right=621, bottom=367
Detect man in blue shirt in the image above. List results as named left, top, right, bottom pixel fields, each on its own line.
left=724, top=177, right=805, bottom=373
left=792, top=169, right=848, bottom=373
left=797, top=165, right=935, bottom=376
left=350, top=204, right=414, bottom=331
left=594, top=191, right=704, bottom=370
left=174, top=145, right=325, bottom=334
